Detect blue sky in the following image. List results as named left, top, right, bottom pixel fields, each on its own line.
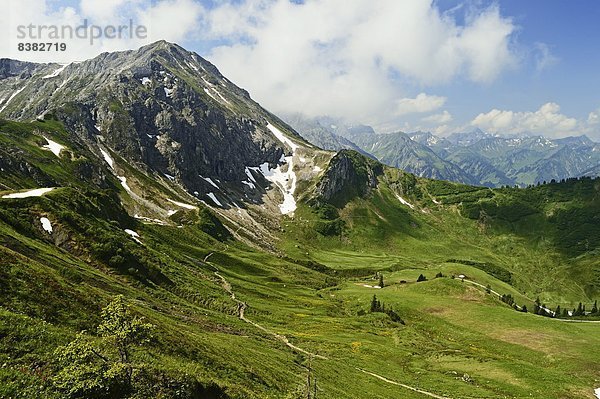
left=434, top=1, right=600, bottom=121
left=3, top=0, right=600, bottom=138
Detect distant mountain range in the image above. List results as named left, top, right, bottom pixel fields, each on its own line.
left=284, top=116, right=600, bottom=187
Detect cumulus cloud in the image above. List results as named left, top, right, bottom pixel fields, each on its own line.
left=79, top=0, right=132, bottom=21
left=205, top=0, right=517, bottom=124
left=396, top=93, right=446, bottom=116
left=422, top=110, right=453, bottom=124
left=588, top=109, right=600, bottom=125
left=0, top=0, right=203, bottom=63
left=471, top=102, right=579, bottom=137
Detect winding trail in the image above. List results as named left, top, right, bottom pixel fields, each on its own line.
left=201, top=252, right=462, bottom=397
left=357, top=368, right=451, bottom=399
left=462, top=278, right=600, bottom=323
left=203, top=252, right=327, bottom=360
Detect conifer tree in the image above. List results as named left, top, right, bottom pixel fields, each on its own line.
left=370, top=295, right=379, bottom=313
left=591, top=300, right=598, bottom=315
left=378, top=274, right=384, bottom=288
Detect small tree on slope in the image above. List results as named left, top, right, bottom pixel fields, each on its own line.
left=53, top=296, right=154, bottom=398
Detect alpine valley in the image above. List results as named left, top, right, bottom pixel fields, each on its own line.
left=1, top=41, right=599, bottom=399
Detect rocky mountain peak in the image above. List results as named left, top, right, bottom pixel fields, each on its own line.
left=0, top=41, right=321, bottom=234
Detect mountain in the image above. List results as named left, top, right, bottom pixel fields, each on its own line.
left=582, top=163, right=600, bottom=177
left=295, top=119, right=600, bottom=187
left=0, top=41, right=333, bottom=247
left=340, top=130, right=477, bottom=184
left=286, top=118, right=476, bottom=184
left=406, top=130, right=600, bottom=187
left=446, top=128, right=492, bottom=146
left=444, top=147, right=515, bottom=187
left=1, top=41, right=600, bottom=399
left=281, top=113, right=373, bottom=156
left=451, top=135, right=600, bottom=186
left=407, top=131, right=453, bottom=158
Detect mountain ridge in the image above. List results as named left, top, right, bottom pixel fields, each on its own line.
left=287, top=115, right=600, bottom=187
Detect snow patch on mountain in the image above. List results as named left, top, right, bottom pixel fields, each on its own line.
left=118, top=176, right=132, bottom=192
left=0, top=86, right=26, bottom=113
left=100, top=149, right=114, bottom=168
left=42, top=64, right=69, bottom=79
left=259, top=154, right=297, bottom=215
left=267, top=123, right=299, bottom=151
left=241, top=180, right=255, bottom=189
left=395, top=194, right=415, bottom=209
left=168, top=199, right=197, bottom=209
left=40, top=217, right=53, bottom=234
left=200, top=175, right=220, bottom=189
left=42, top=137, right=65, bottom=157
left=2, top=188, right=54, bottom=199
left=207, top=192, right=222, bottom=207
left=124, top=229, right=142, bottom=244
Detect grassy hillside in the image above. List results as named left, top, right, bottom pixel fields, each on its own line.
left=1, top=122, right=599, bottom=398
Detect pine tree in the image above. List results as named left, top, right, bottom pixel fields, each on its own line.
left=521, top=305, right=528, bottom=313
left=591, top=300, right=598, bottom=315
left=576, top=302, right=583, bottom=316
left=554, top=305, right=561, bottom=318
left=485, top=284, right=491, bottom=294
left=370, top=295, right=379, bottom=313
left=417, top=274, right=427, bottom=282
left=378, top=274, right=384, bottom=288
left=561, top=308, right=568, bottom=318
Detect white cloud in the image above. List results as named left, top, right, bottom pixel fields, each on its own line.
left=139, top=0, right=204, bottom=44
left=422, top=110, right=453, bottom=124
left=396, top=93, right=446, bottom=116
left=0, top=0, right=203, bottom=63
left=588, top=109, right=600, bottom=125
left=79, top=0, right=131, bottom=21
left=471, top=102, right=579, bottom=137
left=205, top=0, right=517, bottom=124
left=534, top=42, right=559, bottom=72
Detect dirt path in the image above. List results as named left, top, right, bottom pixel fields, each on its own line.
left=357, top=368, right=452, bottom=399
left=462, top=278, right=600, bottom=323
left=202, top=252, right=327, bottom=360
left=201, top=252, right=472, bottom=395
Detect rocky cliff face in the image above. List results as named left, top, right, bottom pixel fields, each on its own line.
left=314, top=150, right=382, bottom=207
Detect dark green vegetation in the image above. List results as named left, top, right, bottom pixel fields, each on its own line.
left=1, top=118, right=600, bottom=399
